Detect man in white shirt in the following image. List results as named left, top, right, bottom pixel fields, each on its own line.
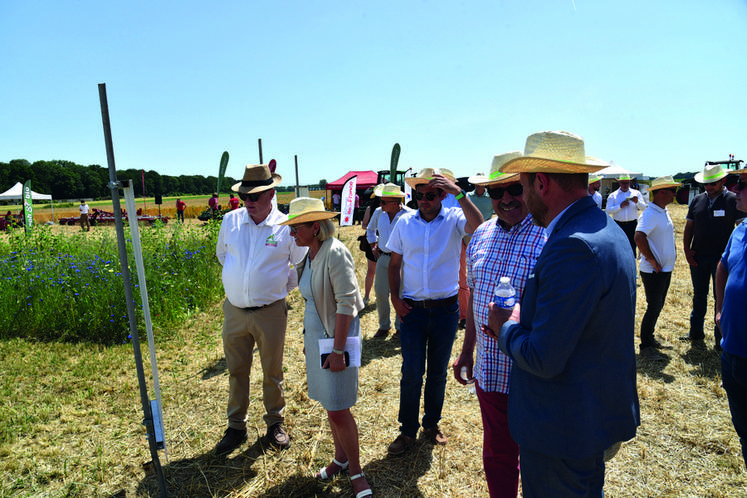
left=634, top=176, right=681, bottom=360
left=385, top=168, right=483, bottom=455
left=79, top=200, right=90, bottom=231
left=367, top=183, right=412, bottom=338
left=588, top=174, right=603, bottom=208
left=606, top=173, right=646, bottom=256
left=214, top=164, right=307, bottom=455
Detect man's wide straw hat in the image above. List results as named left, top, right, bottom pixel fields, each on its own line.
left=279, top=197, right=337, bottom=225
left=500, top=131, right=608, bottom=174
left=374, top=183, right=405, bottom=198
left=232, top=164, right=282, bottom=194
left=648, top=175, right=682, bottom=192
left=469, top=152, right=522, bottom=186
left=694, top=164, right=727, bottom=184
left=405, top=168, right=456, bottom=188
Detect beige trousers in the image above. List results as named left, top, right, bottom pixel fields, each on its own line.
left=222, top=298, right=287, bottom=430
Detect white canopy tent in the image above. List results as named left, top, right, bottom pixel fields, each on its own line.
left=0, top=182, right=54, bottom=219
left=596, top=162, right=644, bottom=179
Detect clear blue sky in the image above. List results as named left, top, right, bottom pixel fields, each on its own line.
left=2, top=0, right=745, bottom=186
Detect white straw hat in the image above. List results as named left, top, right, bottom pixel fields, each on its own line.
left=500, top=131, right=608, bottom=174
left=279, top=197, right=337, bottom=225
left=469, top=151, right=522, bottom=186
left=694, top=165, right=727, bottom=184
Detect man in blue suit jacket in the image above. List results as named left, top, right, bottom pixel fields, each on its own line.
left=486, top=131, right=640, bottom=497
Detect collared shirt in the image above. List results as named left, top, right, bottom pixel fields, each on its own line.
left=606, top=188, right=646, bottom=221
left=686, top=189, right=745, bottom=256
left=637, top=202, right=676, bottom=272
left=468, top=191, right=495, bottom=220
left=216, top=207, right=307, bottom=308
left=79, top=203, right=89, bottom=214
left=366, top=205, right=413, bottom=247
left=385, top=205, right=468, bottom=300
left=467, top=215, right=547, bottom=393
left=590, top=190, right=602, bottom=209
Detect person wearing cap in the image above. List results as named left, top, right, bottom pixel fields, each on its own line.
left=366, top=183, right=413, bottom=339
left=485, top=131, right=639, bottom=497
left=384, top=168, right=483, bottom=455
left=605, top=173, right=646, bottom=256
left=683, top=164, right=745, bottom=349
left=634, top=176, right=681, bottom=360
left=588, top=174, right=603, bottom=208
left=716, top=168, right=747, bottom=467
left=281, top=198, right=371, bottom=498
left=453, top=152, right=547, bottom=497
left=214, top=165, right=307, bottom=456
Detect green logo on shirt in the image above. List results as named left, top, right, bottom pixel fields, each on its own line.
left=265, top=234, right=278, bottom=247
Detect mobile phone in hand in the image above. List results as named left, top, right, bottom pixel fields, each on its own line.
left=321, top=351, right=350, bottom=368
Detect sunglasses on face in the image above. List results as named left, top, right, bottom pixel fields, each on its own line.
left=289, top=223, right=312, bottom=234
left=379, top=199, right=398, bottom=205
left=413, top=189, right=443, bottom=201
left=705, top=181, right=721, bottom=187
left=238, top=191, right=264, bottom=202
left=487, top=183, right=523, bottom=199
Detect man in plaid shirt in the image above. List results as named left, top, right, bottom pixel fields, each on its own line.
left=453, top=156, right=546, bottom=497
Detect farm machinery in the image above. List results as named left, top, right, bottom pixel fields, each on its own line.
left=58, top=208, right=169, bottom=226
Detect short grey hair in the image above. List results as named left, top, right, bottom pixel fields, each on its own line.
left=315, top=219, right=336, bottom=242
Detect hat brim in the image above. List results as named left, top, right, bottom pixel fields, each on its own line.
left=694, top=171, right=727, bottom=183
left=730, top=168, right=747, bottom=175
left=377, top=192, right=405, bottom=198
left=469, top=173, right=519, bottom=186
left=278, top=211, right=338, bottom=226
left=500, top=157, right=607, bottom=174
left=405, top=177, right=432, bottom=188
left=232, top=173, right=283, bottom=194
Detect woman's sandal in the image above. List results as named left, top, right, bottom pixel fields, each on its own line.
left=350, top=471, right=373, bottom=498
left=316, top=458, right=349, bottom=480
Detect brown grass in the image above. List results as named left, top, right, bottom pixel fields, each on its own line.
left=1, top=203, right=746, bottom=496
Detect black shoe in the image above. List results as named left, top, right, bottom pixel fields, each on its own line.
left=640, top=347, right=665, bottom=361
left=266, top=423, right=290, bottom=449
left=215, top=427, right=247, bottom=456
left=458, top=319, right=466, bottom=330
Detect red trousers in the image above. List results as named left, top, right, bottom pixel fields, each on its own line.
left=476, top=383, right=520, bottom=498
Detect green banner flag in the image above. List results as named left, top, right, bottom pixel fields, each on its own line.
left=217, top=151, right=229, bottom=193
left=23, top=180, right=33, bottom=231
left=390, top=143, right=401, bottom=183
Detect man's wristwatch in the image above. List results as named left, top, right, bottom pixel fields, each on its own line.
left=332, top=348, right=344, bottom=355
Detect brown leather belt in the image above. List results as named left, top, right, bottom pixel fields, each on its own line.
left=404, top=295, right=458, bottom=309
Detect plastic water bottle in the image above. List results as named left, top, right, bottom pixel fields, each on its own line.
left=494, top=277, right=516, bottom=309
left=460, top=366, right=476, bottom=394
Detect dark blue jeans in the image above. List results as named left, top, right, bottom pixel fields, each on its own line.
left=398, top=302, right=459, bottom=438
left=640, top=271, right=672, bottom=349
left=689, top=253, right=721, bottom=343
left=722, top=351, right=747, bottom=466
left=519, top=446, right=605, bottom=497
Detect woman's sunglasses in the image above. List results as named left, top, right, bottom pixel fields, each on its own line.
left=487, top=183, right=523, bottom=199
left=413, top=189, right=442, bottom=201
left=238, top=191, right=264, bottom=202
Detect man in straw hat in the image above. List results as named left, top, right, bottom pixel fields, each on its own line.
left=484, top=131, right=640, bottom=496
left=453, top=152, right=547, bottom=496
left=716, top=167, right=747, bottom=466
left=682, top=164, right=745, bottom=349
left=588, top=173, right=603, bottom=209
left=214, top=164, right=307, bottom=455
left=634, top=176, right=681, bottom=360
left=366, top=183, right=413, bottom=339
left=605, top=172, right=647, bottom=256
left=384, top=168, right=483, bottom=455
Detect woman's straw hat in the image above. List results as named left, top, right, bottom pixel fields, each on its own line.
left=232, top=164, right=282, bottom=194
left=500, top=131, right=608, bottom=174
left=279, top=197, right=337, bottom=225
left=469, top=151, right=522, bottom=186
left=648, top=175, right=682, bottom=192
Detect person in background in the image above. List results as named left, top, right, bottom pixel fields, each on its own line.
left=385, top=168, right=483, bottom=456
left=209, top=192, right=219, bottom=214
left=175, top=198, right=186, bottom=222
left=228, top=193, right=240, bottom=210
left=588, top=173, right=603, bottom=208
left=683, top=164, right=745, bottom=350
left=367, top=183, right=412, bottom=339
left=79, top=200, right=90, bottom=231
left=634, top=176, right=681, bottom=360
left=716, top=168, right=747, bottom=467
left=487, top=131, right=639, bottom=497
left=282, top=197, right=372, bottom=498
left=468, top=174, right=495, bottom=221
left=360, top=189, right=382, bottom=307
left=606, top=173, right=646, bottom=256
left=454, top=151, right=547, bottom=497
left=354, top=193, right=360, bottom=224
left=332, top=191, right=341, bottom=211
left=214, top=165, right=307, bottom=456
